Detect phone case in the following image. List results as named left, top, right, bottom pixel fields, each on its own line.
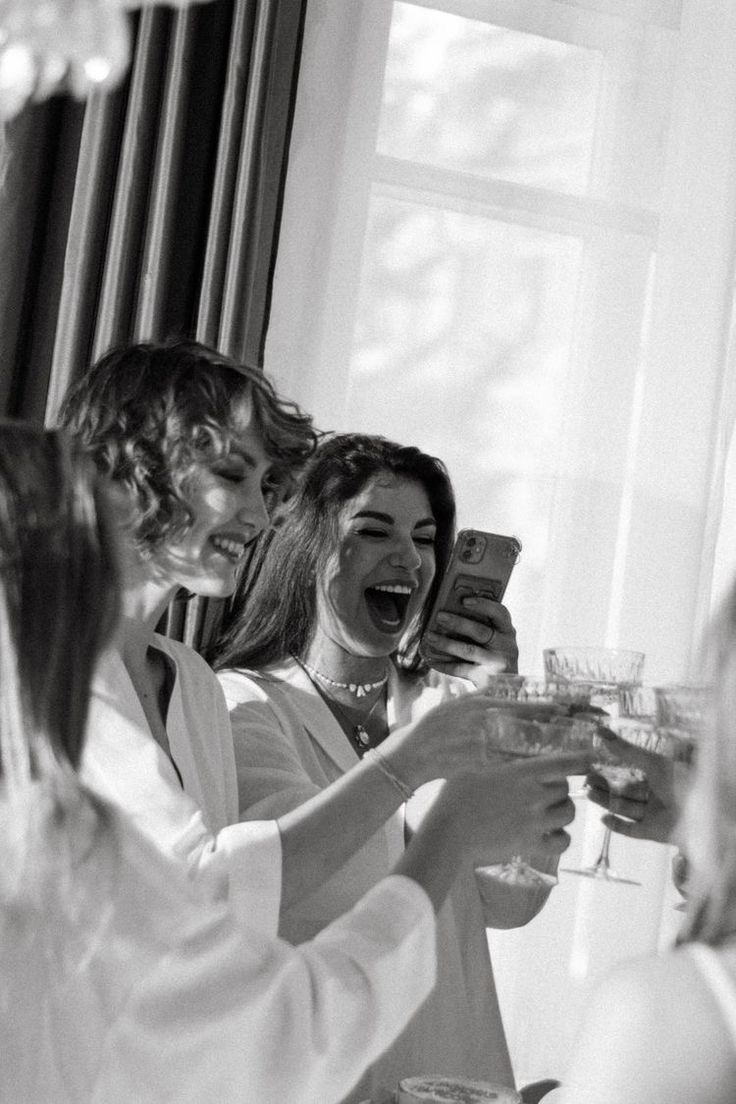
left=419, top=529, right=521, bottom=663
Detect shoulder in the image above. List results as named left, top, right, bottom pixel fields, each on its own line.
left=217, top=664, right=295, bottom=707
left=585, top=950, right=714, bottom=1044
left=562, top=949, right=736, bottom=1104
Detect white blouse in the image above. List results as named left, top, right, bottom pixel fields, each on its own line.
left=82, top=639, right=283, bottom=933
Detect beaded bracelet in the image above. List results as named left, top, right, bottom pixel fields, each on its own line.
left=364, top=747, right=414, bottom=802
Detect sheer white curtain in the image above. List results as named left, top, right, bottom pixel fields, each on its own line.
left=265, top=0, right=736, bottom=1084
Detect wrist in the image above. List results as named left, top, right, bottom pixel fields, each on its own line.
left=363, top=747, right=415, bottom=802
left=381, top=732, right=433, bottom=789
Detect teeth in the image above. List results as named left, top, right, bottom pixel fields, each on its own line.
left=372, top=584, right=412, bottom=594
left=212, top=536, right=246, bottom=559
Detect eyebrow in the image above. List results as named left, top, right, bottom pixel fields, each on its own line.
left=351, top=510, right=436, bottom=528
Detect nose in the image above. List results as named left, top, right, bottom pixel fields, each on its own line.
left=388, top=533, right=422, bottom=572
left=236, top=484, right=270, bottom=537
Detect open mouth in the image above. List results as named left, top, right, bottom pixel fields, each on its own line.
left=210, top=535, right=247, bottom=563
left=364, top=583, right=413, bottom=633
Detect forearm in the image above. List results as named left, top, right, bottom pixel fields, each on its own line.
left=276, top=754, right=408, bottom=912
left=391, top=793, right=464, bottom=913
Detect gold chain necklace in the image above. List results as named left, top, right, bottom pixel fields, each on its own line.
left=295, top=657, right=387, bottom=755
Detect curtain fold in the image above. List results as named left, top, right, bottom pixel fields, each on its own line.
left=0, top=0, right=307, bottom=651
left=0, top=0, right=306, bottom=417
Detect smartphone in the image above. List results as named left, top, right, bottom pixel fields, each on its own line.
left=419, top=529, right=521, bottom=664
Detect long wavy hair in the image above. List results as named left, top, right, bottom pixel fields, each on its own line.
left=210, top=433, right=456, bottom=673
left=678, top=581, right=736, bottom=946
left=0, top=422, right=120, bottom=909
left=58, top=339, right=317, bottom=554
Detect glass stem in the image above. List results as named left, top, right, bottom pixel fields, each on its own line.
left=593, top=825, right=613, bottom=871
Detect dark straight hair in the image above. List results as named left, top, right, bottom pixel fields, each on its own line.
left=210, top=433, right=456, bottom=673
left=0, top=422, right=120, bottom=775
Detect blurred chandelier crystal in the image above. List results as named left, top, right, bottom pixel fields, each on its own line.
left=0, top=0, right=204, bottom=119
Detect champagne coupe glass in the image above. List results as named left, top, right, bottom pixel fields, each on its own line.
left=543, top=646, right=646, bottom=885
left=653, top=683, right=710, bottom=761
left=477, top=675, right=598, bottom=890
left=618, top=683, right=709, bottom=909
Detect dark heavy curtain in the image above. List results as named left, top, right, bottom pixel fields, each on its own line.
left=0, top=0, right=306, bottom=649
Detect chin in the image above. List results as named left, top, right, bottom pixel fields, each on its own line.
left=355, top=631, right=402, bottom=657
left=186, top=573, right=239, bottom=600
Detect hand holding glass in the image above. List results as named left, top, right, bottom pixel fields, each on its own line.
left=477, top=676, right=600, bottom=889
left=543, top=647, right=646, bottom=885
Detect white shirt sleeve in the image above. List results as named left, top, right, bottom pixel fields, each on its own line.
left=95, top=874, right=436, bottom=1104
left=84, top=650, right=283, bottom=935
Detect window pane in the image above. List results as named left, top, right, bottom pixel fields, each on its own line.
left=345, top=195, right=582, bottom=558
left=377, top=2, right=603, bottom=195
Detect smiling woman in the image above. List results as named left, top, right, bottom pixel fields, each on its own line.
left=56, top=338, right=319, bottom=857
left=209, top=433, right=553, bottom=1103
left=318, top=475, right=437, bottom=657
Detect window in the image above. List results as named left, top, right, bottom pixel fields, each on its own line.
left=267, top=0, right=736, bottom=1081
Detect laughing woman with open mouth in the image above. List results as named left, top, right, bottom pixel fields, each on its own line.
left=211, top=433, right=557, bottom=1104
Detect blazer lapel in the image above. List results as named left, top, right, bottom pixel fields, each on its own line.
left=272, top=659, right=363, bottom=774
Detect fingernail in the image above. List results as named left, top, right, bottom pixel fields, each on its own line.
left=436, top=613, right=451, bottom=625
left=463, top=596, right=479, bottom=607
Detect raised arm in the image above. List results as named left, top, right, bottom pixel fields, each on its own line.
left=223, top=671, right=575, bottom=915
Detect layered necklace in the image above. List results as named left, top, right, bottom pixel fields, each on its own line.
left=293, top=655, right=388, bottom=755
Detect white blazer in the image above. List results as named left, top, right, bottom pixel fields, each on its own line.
left=219, top=658, right=551, bottom=1103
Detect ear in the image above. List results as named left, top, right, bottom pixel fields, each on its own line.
left=104, top=479, right=139, bottom=533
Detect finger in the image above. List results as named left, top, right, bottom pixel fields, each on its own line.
left=460, top=597, right=515, bottom=634
left=478, top=699, right=566, bottom=719
left=543, top=797, right=577, bottom=830
left=598, top=731, right=666, bottom=773
left=585, top=783, right=611, bottom=810
left=537, top=781, right=572, bottom=808
left=424, top=631, right=505, bottom=666
left=539, top=828, right=572, bottom=856
left=531, top=751, right=596, bottom=778
left=588, top=785, right=649, bottom=820
left=569, top=704, right=609, bottom=718
left=434, top=611, right=499, bottom=646
left=600, top=813, right=658, bottom=839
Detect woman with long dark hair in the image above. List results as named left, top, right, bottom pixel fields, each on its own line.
left=212, top=432, right=560, bottom=1102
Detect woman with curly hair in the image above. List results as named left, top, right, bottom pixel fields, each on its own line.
left=59, top=338, right=319, bottom=931
left=0, top=420, right=582, bottom=1103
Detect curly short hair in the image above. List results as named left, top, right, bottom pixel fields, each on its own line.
left=58, top=340, right=317, bottom=552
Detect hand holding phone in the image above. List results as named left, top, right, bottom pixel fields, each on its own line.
left=419, top=529, right=521, bottom=674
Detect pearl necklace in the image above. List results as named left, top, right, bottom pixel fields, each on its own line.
left=296, top=657, right=388, bottom=699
